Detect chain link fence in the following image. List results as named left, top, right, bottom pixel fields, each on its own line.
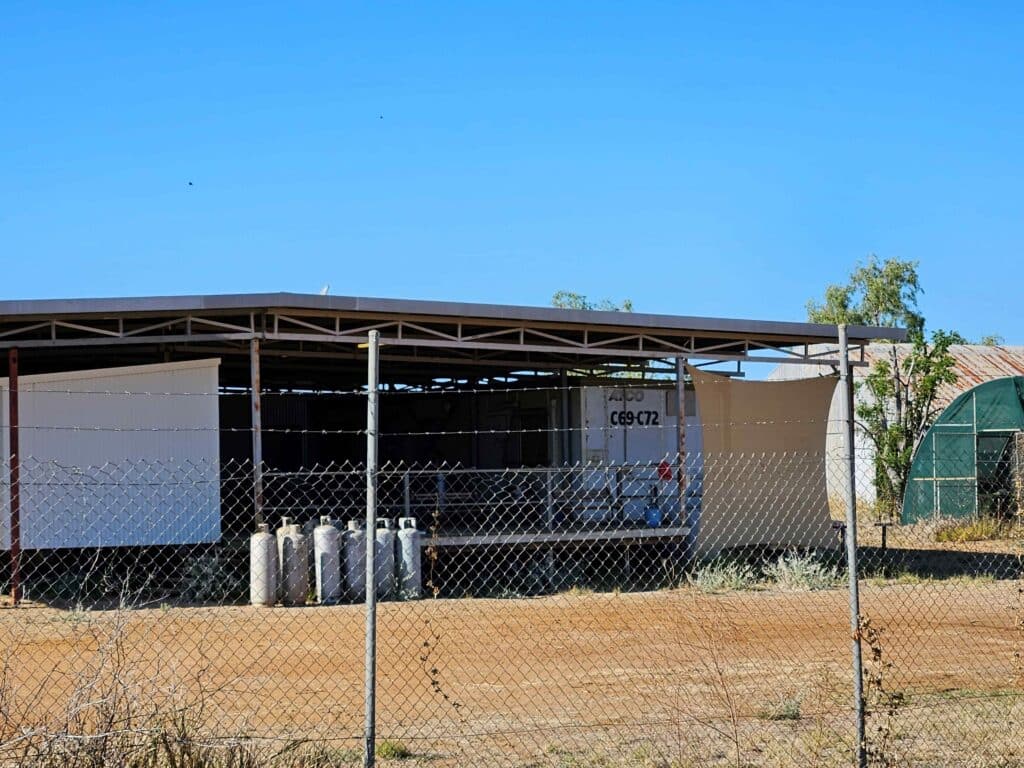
left=0, top=383, right=1020, bottom=768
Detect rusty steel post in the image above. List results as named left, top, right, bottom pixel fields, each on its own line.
left=676, top=357, right=687, bottom=515
left=8, top=348, right=20, bottom=605
left=250, top=339, right=264, bottom=526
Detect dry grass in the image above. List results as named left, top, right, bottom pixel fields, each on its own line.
left=933, top=516, right=1021, bottom=543
left=0, top=582, right=1020, bottom=767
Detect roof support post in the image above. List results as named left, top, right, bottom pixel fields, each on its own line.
left=560, top=369, right=570, bottom=465
left=7, top=348, right=20, bottom=605
left=250, top=339, right=264, bottom=527
left=676, top=357, right=688, bottom=523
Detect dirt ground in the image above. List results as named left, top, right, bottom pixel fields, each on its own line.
left=1, top=582, right=1021, bottom=766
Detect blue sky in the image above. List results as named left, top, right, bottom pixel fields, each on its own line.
left=2, top=2, right=1021, bottom=341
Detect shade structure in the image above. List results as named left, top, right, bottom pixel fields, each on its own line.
left=689, top=366, right=838, bottom=557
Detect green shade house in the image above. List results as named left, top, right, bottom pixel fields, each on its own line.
left=903, top=376, right=1024, bottom=523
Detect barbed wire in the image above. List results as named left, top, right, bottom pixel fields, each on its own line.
left=1, top=373, right=829, bottom=400
left=0, top=418, right=875, bottom=437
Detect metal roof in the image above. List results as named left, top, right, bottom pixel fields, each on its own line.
left=770, top=343, right=1024, bottom=413
left=0, top=291, right=904, bottom=344
left=862, top=344, right=1024, bottom=410
left=0, top=293, right=906, bottom=389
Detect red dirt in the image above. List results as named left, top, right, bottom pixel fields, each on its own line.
left=1, top=582, right=1019, bottom=763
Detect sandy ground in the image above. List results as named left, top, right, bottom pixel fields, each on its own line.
left=0, top=582, right=1021, bottom=766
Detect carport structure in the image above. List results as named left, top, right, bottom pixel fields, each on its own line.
left=0, top=290, right=901, bottom=376
left=0, top=292, right=902, bottom=461
left=0, top=293, right=903, bottom=556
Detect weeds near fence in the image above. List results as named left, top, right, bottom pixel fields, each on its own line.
left=668, top=598, right=749, bottom=768
left=1016, top=553, right=1024, bottom=690
left=687, top=560, right=757, bottom=593
left=374, top=740, right=413, bottom=760
left=757, top=694, right=802, bottom=722
left=417, top=617, right=465, bottom=723
left=762, top=550, right=842, bottom=591
left=424, top=507, right=442, bottom=599
left=0, top=605, right=366, bottom=768
left=688, top=550, right=842, bottom=593
left=860, top=616, right=905, bottom=768
left=934, top=516, right=1020, bottom=543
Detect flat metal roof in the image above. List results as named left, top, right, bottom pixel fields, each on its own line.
left=0, top=292, right=905, bottom=387
left=0, top=291, right=905, bottom=344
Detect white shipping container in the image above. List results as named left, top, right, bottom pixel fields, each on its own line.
left=0, top=359, right=222, bottom=549
left=579, top=386, right=703, bottom=523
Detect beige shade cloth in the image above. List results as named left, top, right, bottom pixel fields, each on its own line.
left=689, top=366, right=838, bottom=557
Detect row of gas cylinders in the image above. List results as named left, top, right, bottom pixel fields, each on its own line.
left=249, top=516, right=422, bottom=607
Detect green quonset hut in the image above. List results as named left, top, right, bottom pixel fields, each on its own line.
left=903, top=376, right=1024, bottom=523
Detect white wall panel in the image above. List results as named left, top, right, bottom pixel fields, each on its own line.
left=0, top=359, right=221, bottom=549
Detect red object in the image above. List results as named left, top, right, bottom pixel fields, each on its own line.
left=657, top=460, right=673, bottom=482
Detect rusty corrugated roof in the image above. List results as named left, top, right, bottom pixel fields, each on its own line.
left=858, top=344, right=1024, bottom=411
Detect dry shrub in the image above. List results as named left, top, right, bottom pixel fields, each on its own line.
left=934, top=516, right=1019, bottom=543
left=0, top=605, right=362, bottom=768
left=762, top=551, right=842, bottom=591
left=687, top=560, right=757, bottom=593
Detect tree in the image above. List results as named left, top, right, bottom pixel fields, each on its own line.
left=948, top=331, right=1006, bottom=346
left=978, top=334, right=1004, bottom=346
left=551, top=291, right=633, bottom=312
left=806, top=256, right=923, bottom=334
left=807, top=256, right=958, bottom=516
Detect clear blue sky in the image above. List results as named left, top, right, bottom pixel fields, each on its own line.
left=2, top=2, right=1021, bottom=341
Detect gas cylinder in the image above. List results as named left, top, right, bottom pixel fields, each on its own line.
left=374, top=518, right=397, bottom=598
left=344, top=519, right=367, bottom=600
left=280, top=525, right=309, bottom=606
left=396, top=517, right=423, bottom=599
left=313, top=516, right=342, bottom=604
left=275, top=516, right=294, bottom=574
left=249, top=523, right=278, bottom=607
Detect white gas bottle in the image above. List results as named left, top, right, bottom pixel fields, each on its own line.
left=275, top=516, right=294, bottom=574
left=344, top=520, right=367, bottom=600
left=313, top=515, right=342, bottom=605
left=396, top=517, right=423, bottom=599
left=249, top=523, right=278, bottom=607
left=374, top=518, right=397, bottom=598
left=280, top=525, right=309, bottom=606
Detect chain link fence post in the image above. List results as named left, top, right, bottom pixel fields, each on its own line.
left=364, top=329, right=380, bottom=768
left=839, top=324, right=867, bottom=767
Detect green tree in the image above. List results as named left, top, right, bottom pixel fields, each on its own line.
left=551, top=291, right=633, bottom=312
left=807, top=256, right=958, bottom=515
left=806, top=255, right=924, bottom=333
left=947, top=331, right=1006, bottom=346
